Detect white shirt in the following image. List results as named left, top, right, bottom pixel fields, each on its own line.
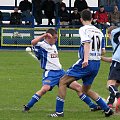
left=79, top=24, right=104, bottom=60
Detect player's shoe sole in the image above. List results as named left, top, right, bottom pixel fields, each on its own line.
left=48, top=112, right=64, bottom=117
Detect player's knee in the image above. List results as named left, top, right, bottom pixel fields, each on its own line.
left=40, top=86, right=50, bottom=95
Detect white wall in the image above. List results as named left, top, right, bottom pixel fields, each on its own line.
left=0, top=0, right=98, bottom=7
left=63, top=0, right=98, bottom=7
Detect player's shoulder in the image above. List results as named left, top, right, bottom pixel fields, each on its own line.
left=111, top=27, right=120, bottom=36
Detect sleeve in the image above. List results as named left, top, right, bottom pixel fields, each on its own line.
left=32, top=42, right=41, bottom=60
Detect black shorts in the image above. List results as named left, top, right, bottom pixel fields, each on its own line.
left=108, top=61, right=120, bottom=82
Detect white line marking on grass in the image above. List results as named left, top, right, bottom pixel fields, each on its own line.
left=27, top=52, right=38, bottom=60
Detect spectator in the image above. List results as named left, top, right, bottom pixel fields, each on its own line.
left=42, top=0, right=55, bottom=25
left=19, top=0, right=32, bottom=25
left=54, top=0, right=67, bottom=26
left=10, top=7, right=22, bottom=25
left=0, top=11, right=3, bottom=24
left=94, top=5, right=109, bottom=29
left=57, top=0, right=66, bottom=16
left=60, top=6, right=69, bottom=28
left=33, top=0, right=42, bottom=25
left=74, top=0, right=88, bottom=14
left=69, top=8, right=82, bottom=28
left=108, top=5, right=120, bottom=27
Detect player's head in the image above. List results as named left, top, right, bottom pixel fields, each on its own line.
left=46, top=28, right=58, bottom=44
left=80, top=9, right=92, bottom=25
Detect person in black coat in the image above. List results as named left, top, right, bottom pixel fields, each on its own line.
left=42, top=0, right=55, bottom=25
left=74, top=0, right=88, bottom=14
left=33, top=0, right=42, bottom=25
left=69, top=8, right=82, bottom=28
left=10, top=7, right=22, bottom=25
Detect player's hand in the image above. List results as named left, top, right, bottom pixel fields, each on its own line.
left=46, top=33, right=52, bottom=39
left=82, top=60, right=88, bottom=68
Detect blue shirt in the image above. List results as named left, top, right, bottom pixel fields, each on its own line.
left=111, top=27, right=120, bottom=63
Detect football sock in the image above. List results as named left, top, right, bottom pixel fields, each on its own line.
left=96, top=97, right=109, bottom=111
left=80, top=94, right=97, bottom=109
left=109, top=85, right=120, bottom=98
left=56, top=96, right=64, bottom=113
left=27, top=94, right=41, bottom=108
left=107, top=93, right=115, bottom=105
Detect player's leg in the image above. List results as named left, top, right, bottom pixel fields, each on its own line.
left=49, top=75, right=75, bottom=117
left=69, top=81, right=101, bottom=111
left=107, top=61, right=120, bottom=112
left=107, top=80, right=120, bottom=112
left=82, top=84, right=113, bottom=117
left=23, top=85, right=51, bottom=112
left=23, top=69, right=64, bottom=112
left=106, top=82, right=120, bottom=108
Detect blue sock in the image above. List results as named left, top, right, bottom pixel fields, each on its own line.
left=56, top=96, right=64, bottom=113
left=96, top=97, right=109, bottom=111
left=80, top=94, right=97, bottom=109
left=27, top=94, right=41, bottom=108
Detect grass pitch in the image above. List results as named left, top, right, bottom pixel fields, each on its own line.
left=0, top=50, right=120, bottom=120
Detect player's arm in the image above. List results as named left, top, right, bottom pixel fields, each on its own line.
left=31, top=33, right=52, bottom=46
left=82, top=42, right=90, bottom=68
left=101, top=56, right=112, bottom=63
left=101, top=38, right=106, bottom=55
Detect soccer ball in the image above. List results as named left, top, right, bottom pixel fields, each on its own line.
left=25, top=47, right=31, bottom=52
left=106, top=96, right=117, bottom=108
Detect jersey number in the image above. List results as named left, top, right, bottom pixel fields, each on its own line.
left=92, top=36, right=100, bottom=51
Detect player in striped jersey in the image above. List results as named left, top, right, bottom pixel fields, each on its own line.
left=101, top=26, right=120, bottom=112
left=22, top=28, right=101, bottom=112
left=49, top=9, right=113, bottom=117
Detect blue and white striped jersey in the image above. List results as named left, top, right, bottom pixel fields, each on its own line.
left=79, top=24, right=104, bottom=60
left=111, top=27, right=120, bottom=63
left=33, top=40, right=62, bottom=70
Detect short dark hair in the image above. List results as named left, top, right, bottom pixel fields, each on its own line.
left=46, top=28, right=57, bottom=36
left=81, top=9, right=92, bottom=21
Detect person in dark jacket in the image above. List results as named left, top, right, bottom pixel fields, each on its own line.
left=42, top=0, right=55, bottom=25
left=69, top=8, right=82, bottom=28
left=10, top=7, right=22, bottom=25
left=33, top=0, right=42, bottom=25
left=74, top=0, right=88, bottom=14
left=19, top=0, right=32, bottom=24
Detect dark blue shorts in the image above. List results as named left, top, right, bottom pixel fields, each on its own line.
left=42, top=69, right=65, bottom=89
left=66, top=59, right=100, bottom=85
left=108, top=61, right=120, bottom=82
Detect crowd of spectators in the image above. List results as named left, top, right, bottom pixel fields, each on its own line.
left=0, top=0, right=120, bottom=28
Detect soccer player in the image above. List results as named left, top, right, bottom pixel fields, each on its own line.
left=23, top=28, right=101, bottom=112
left=101, top=26, right=120, bottom=112
left=49, top=9, right=114, bottom=117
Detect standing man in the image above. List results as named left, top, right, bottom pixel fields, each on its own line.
left=19, top=0, right=32, bottom=25
left=101, top=26, right=120, bottom=112
left=49, top=9, right=113, bottom=117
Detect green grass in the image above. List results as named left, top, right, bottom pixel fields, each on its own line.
left=0, top=50, right=119, bottom=120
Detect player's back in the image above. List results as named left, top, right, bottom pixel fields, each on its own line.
left=79, top=25, right=104, bottom=60
left=111, top=27, right=120, bottom=62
